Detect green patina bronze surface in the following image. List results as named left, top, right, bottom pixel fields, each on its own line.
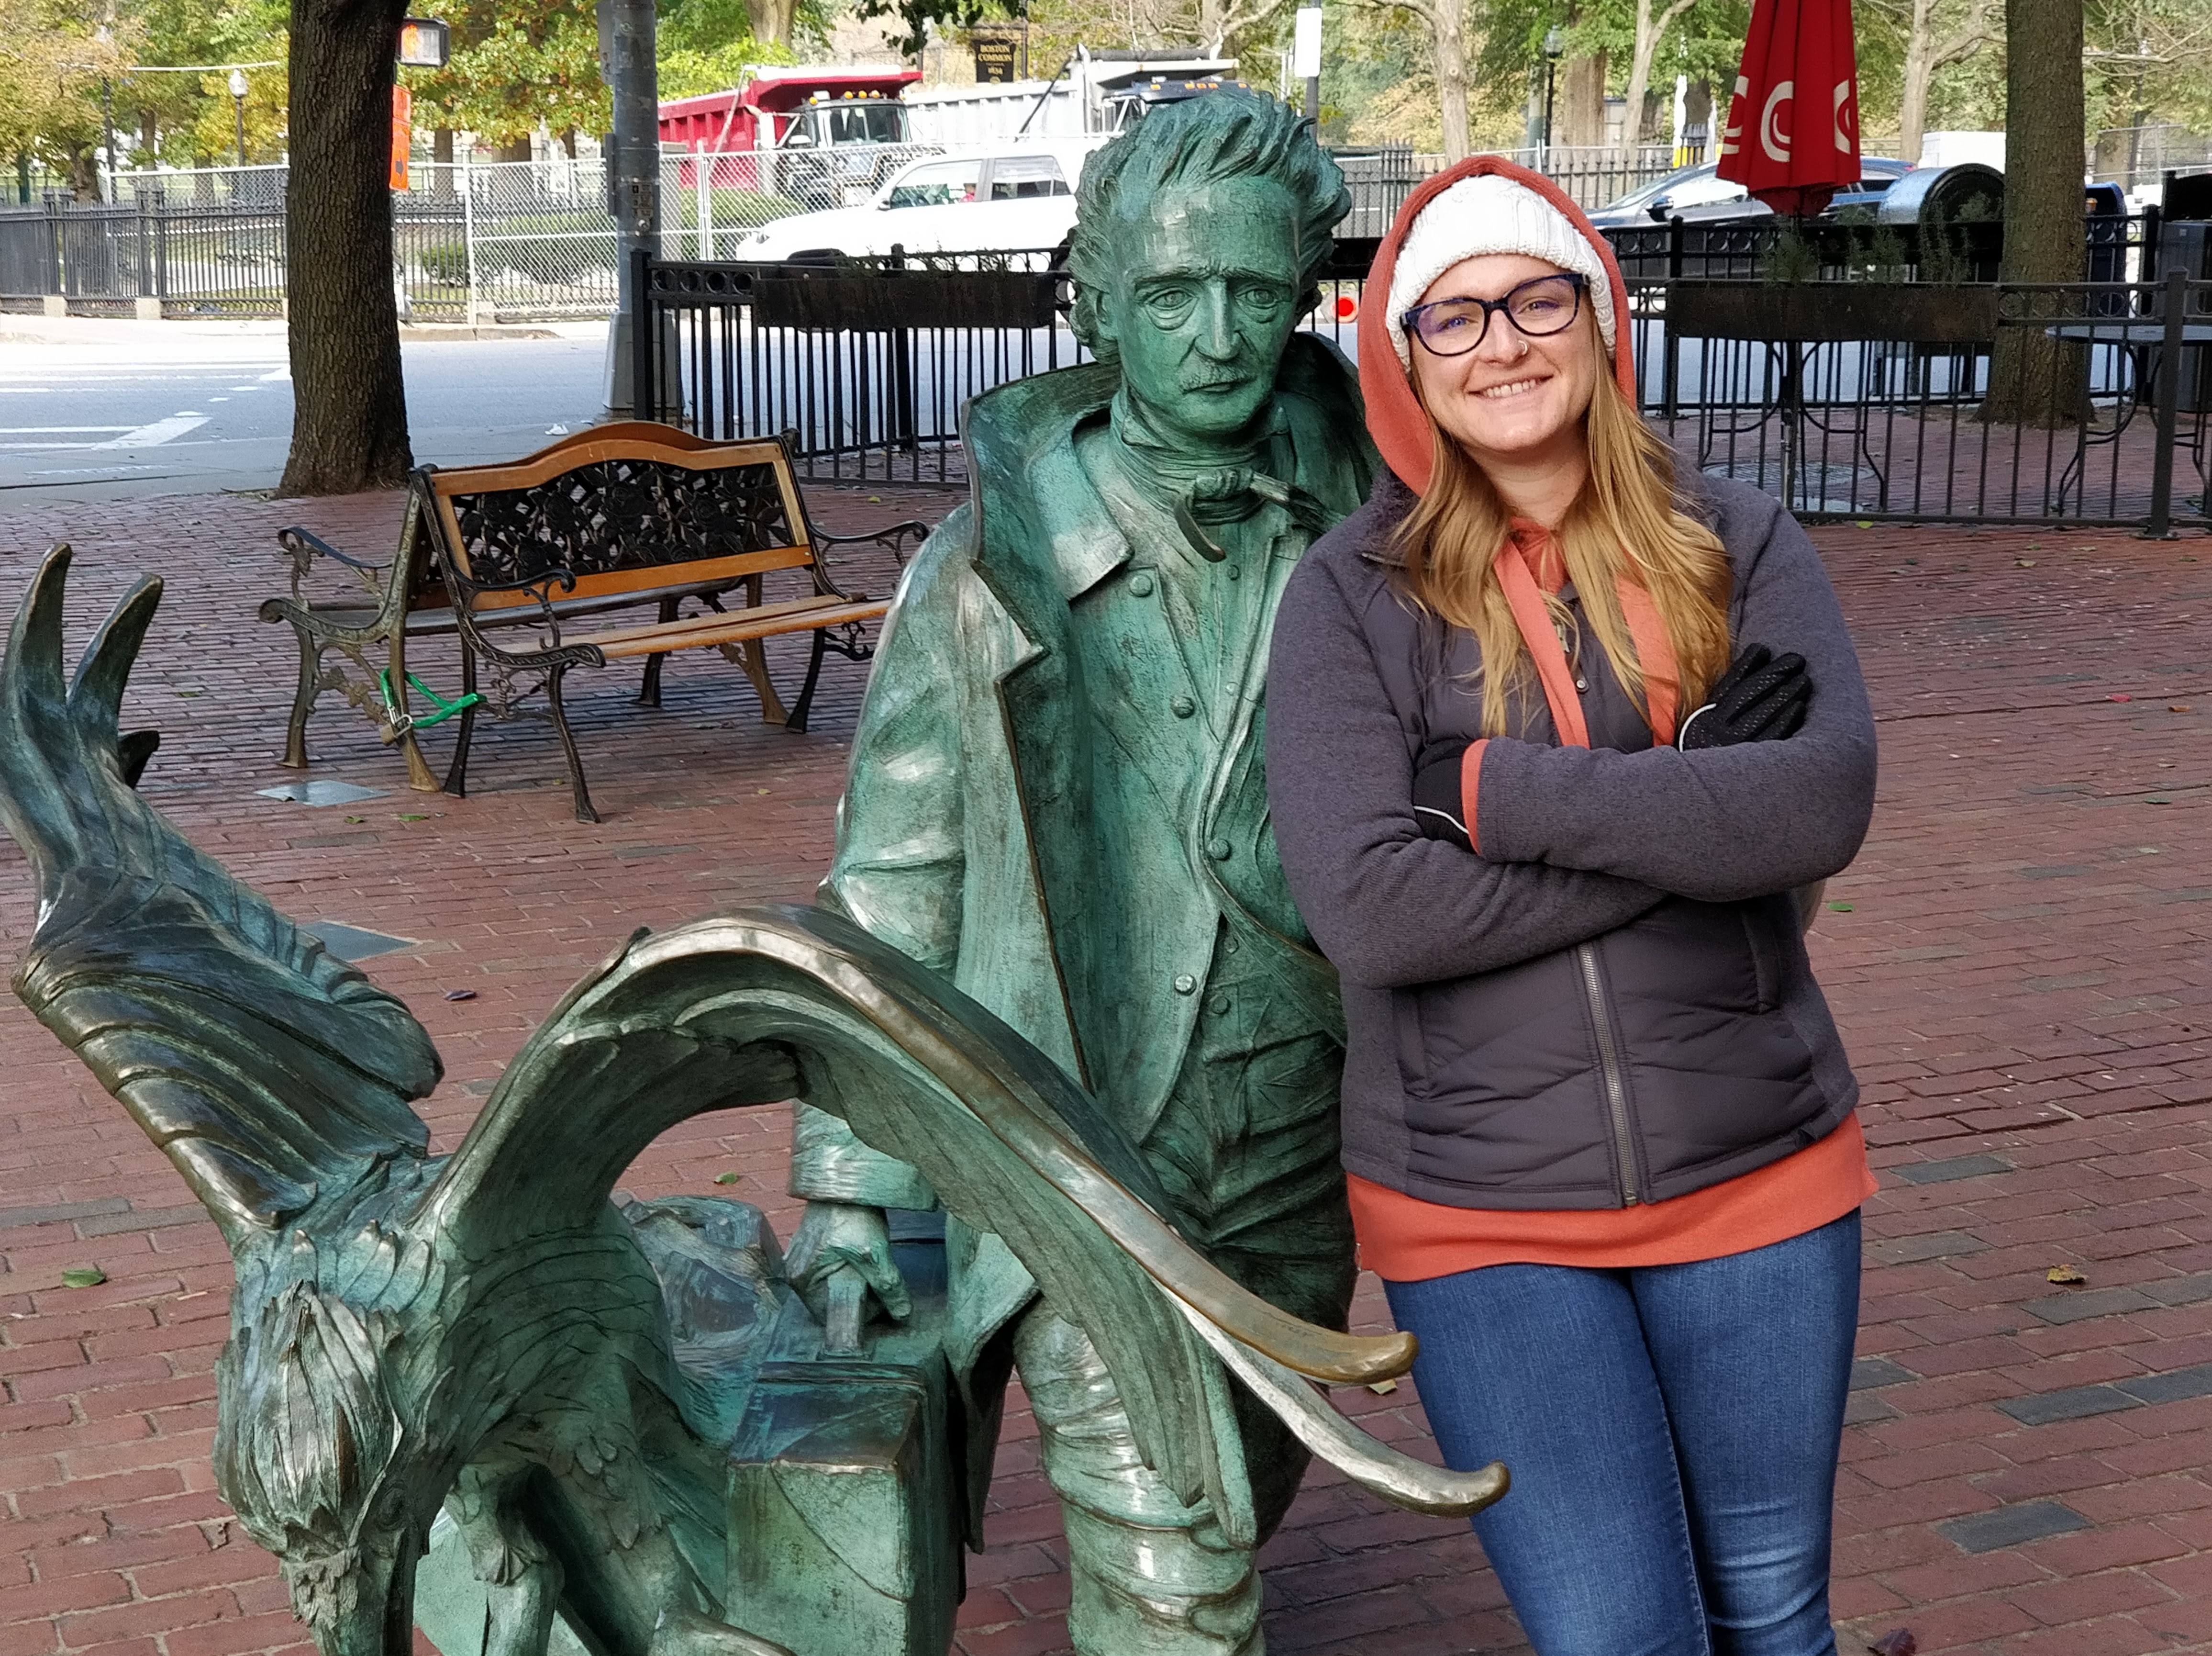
left=0, top=92, right=1504, bottom=1656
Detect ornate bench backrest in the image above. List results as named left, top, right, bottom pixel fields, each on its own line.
left=419, top=425, right=815, bottom=615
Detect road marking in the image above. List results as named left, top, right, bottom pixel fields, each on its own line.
left=0, top=388, right=54, bottom=394
left=259, top=366, right=291, bottom=382
left=97, top=414, right=210, bottom=449
left=0, top=427, right=131, bottom=434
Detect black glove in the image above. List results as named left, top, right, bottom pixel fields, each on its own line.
left=1678, top=644, right=1812, bottom=749
left=1411, top=738, right=1475, bottom=851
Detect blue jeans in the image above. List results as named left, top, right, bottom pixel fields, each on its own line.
left=1383, top=1212, right=1861, bottom=1656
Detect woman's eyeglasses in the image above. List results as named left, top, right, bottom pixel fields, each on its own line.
left=1401, top=273, right=1587, bottom=358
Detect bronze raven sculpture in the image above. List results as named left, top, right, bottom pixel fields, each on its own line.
left=0, top=548, right=1502, bottom=1656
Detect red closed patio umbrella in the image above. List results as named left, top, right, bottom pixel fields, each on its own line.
left=1715, top=0, right=1862, bottom=218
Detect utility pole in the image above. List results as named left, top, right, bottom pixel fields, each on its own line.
left=599, top=0, right=659, bottom=419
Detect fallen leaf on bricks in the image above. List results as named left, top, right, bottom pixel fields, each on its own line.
left=60, top=1267, right=107, bottom=1289
left=1828, top=901, right=1854, bottom=912
left=2046, top=1264, right=2087, bottom=1285
left=2172, top=705, right=2193, bottom=713
left=1868, top=1630, right=1917, bottom=1656
left=444, top=989, right=477, bottom=1002
left=2016, top=559, right=2037, bottom=568
left=1366, top=1378, right=1399, bottom=1395
left=713, top=1172, right=743, bottom=1186
left=2109, top=694, right=2133, bottom=703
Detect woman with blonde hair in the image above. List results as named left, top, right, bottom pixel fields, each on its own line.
left=1267, top=157, right=1878, bottom=1655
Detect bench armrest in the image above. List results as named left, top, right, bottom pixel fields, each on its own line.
left=814, top=525, right=933, bottom=602
left=276, top=526, right=392, bottom=602
left=447, top=563, right=583, bottom=648
left=818, top=518, right=929, bottom=571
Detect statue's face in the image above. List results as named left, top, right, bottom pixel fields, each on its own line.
left=1094, top=176, right=1303, bottom=444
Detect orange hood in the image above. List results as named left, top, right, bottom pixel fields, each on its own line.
left=1356, top=155, right=1638, bottom=496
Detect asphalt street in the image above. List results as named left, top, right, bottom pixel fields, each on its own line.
left=0, top=317, right=612, bottom=514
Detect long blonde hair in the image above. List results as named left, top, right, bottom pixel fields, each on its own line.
left=1393, top=359, right=1733, bottom=738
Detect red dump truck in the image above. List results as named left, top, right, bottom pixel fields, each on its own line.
left=658, top=67, right=923, bottom=203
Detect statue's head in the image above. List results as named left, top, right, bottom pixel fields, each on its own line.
left=215, top=1279, right=430, bottom=1656
left=1068, top=92, right=1349, bottom=445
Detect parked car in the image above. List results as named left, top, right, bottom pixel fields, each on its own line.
left=732, top=138, right=1110, bottom=263
left=1583, top=157, right=1912, bottom=230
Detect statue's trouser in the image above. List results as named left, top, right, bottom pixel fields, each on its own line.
left=1013, top=1024, right=1357, bottom=1656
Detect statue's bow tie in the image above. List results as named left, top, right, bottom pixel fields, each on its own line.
left=1175, top=470, right=1334, bottom=562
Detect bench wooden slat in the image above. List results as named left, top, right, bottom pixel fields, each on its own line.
left=467, top=543, right=813, bottom=611
left=589, top=599, right=889, bottom=660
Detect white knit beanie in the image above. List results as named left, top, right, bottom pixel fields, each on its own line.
left=1385, top=174, right=1616, bottom=369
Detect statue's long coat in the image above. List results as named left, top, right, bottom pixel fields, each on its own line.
left=802, top=336, right=1376, bottom=1531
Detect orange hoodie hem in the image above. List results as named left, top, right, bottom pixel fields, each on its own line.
left=1348, top=1113, right=1876, bottom=1281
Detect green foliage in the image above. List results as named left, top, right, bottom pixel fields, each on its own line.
left=406, top=1, right=608, bottom=145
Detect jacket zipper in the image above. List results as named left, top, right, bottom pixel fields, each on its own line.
left=1575, top=942, right=1642, bottom=1207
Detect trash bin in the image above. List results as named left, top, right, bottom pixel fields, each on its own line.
left=1877, top=163, right=2005, bottom=280
left=2155, top=171, right=2211, bottom=411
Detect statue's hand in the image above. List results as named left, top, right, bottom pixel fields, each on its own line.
left=783, top=1200, right=911, bottom=1354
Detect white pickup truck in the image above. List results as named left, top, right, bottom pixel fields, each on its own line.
left=732, top=138, right=1110, bottom=264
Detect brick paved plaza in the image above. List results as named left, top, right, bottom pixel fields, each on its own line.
left=0, top=481, right=2208, bottom=1656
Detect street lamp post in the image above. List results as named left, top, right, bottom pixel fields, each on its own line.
left=229, top=69, right=249, bottom=168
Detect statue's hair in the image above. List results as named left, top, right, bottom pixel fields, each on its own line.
left=1067, top=90, right=1351, bottom=363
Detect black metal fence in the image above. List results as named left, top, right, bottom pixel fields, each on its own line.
left=1628, top=271, right=2210, bottom=535
left=639, top=244, right=2210, bottom=535
left=0, top=192, right=286, bottom=316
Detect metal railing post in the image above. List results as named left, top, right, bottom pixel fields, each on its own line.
left=632, top=247, right=656, bottom=424
left=463, top=159, right=479, bottom=322
left=1663, top=214, right=1684, bottom=419
left=2142, top=266, right=2186, bottom=539
left=889, top=241, right=917, bottom=454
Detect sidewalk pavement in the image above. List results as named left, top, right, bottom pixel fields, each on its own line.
left=0, top=485, right=2207, bottom=1656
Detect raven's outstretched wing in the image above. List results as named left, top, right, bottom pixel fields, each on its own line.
left=419, top=905, right=1504, bottom=1525
left=0, top=549, right=441, bottom=1249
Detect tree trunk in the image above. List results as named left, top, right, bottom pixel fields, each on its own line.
left=1978, top=0, right=2087, bottom=427
left=746, top=0, right=798, bottom=49
left=69, top=146, right=100, bottom=202
left=1429, top=0, right=1471, bottom=163
left=280, top=0, right=413, bottom=497
left=1899, top=0, right=1939, bottom=165
left=1559, top=49, right=1608, bottom=149
left=1623, top=0, right=1692, bottom=154
left=496, top=136, right=534, bottom=163
left=1686, top=77, right=1712, bottom=153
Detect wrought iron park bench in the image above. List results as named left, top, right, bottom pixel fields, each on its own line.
left=259, top=423, right=930, bottom=822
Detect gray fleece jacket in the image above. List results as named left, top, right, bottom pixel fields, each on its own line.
left=1265, top=469, right=1877, bottom=1210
